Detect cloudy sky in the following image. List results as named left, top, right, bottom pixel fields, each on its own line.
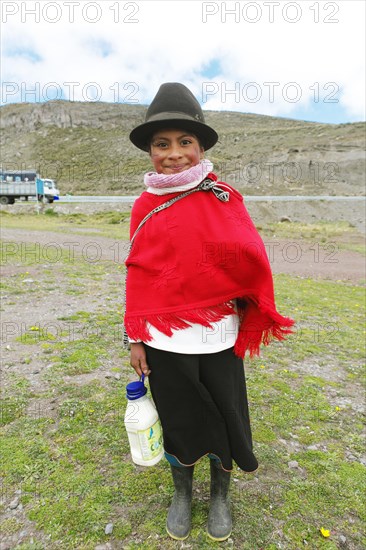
left=1, top=0, right=365, bottom=123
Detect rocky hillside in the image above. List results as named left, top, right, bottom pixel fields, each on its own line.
left=1, top=101, right=364, bottom=196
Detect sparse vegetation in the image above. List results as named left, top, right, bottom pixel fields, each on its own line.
left=0, top=210, right=131, bottom=240
left=1, top=214, right=365, bottom=548
left=1, top=100, right=365, bottom=196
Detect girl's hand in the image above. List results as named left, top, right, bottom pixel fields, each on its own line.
left=130, top=343, right=151, bottom=377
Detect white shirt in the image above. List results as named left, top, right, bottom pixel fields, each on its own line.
left=129, top=302, right=239, bottom=354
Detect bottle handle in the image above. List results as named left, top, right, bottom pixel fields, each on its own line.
left=139, top=373, right=145, bottom=384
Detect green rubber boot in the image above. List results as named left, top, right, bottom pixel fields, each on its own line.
left=166, top=464, right=194, bottom=540
left=207, top=460, right=232, bottom=541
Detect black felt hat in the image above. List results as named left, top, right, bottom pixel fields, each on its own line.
left=129, top=82, right=218, bottom=151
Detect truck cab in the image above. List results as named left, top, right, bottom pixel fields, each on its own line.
left=37, top=178, right=60, bottom=203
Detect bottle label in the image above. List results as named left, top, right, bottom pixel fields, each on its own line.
left=137, top=420, right=163, bottom=460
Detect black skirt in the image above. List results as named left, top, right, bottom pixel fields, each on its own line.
left=144, top=344, right=258, bottom=472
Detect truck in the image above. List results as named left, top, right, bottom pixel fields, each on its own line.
left=0, top=170, right=60, bottom=205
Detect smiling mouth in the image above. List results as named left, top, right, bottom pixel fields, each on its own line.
left=169, top=165, right=188, bottom=172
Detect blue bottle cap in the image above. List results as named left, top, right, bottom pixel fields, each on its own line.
left=126, top=374, right=147, bottom=400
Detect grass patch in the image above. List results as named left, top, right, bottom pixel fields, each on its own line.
left=258, top=220, right=365, bottom=255
left=1, top=375, right=31, bottom=426
left=1, top=221, right=365, bottom=548
left=46, top=337, right=109, bottom=376
left=251, top=274, right=366, bottom=369
left=0, top=210, right=130, bottom=239
left=0, top=518, right=23, bottom=535
left=259, top=220, right=358, bottom=239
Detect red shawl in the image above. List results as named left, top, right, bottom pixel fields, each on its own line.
left=124, top=174, right=294, bottom=358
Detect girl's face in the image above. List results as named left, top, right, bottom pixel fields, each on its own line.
left=149, top=128, right=204, bottom=174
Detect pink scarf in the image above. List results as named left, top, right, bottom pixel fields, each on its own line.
left=144, top=159, right=213, bottom=190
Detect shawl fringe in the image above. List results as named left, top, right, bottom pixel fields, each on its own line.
left=124, top=302, right=235, bottom=342
left=124, top=299, right=294, bottom=358
left=234, top=307, right=295, bottom=358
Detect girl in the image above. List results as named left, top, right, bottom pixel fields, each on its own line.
left=124, top=82, right=294, bottom=541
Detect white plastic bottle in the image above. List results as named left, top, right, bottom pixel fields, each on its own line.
left=124, top=374, right=164, bottom=466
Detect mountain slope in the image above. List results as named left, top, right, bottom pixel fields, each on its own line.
left=1, top=100, right=364, bottom=196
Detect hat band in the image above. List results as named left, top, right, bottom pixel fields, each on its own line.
left=146, top=111, right=204, bottom=123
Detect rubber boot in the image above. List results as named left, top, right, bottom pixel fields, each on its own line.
left=166, top=464, right=194, bottom=540
left=207, top=460, right=232, bottom=541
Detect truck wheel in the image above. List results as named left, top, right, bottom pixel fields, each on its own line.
left=0, top=196, right=10, bottom=205
left=46, top=198, right=54, bottom=203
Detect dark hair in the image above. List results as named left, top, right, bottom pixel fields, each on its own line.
left=148, top=128, right=204, bottom=152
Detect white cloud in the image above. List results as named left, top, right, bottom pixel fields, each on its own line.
left=1, top=0, right=365, bottom=121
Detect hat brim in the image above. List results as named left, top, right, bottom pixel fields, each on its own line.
left=129, top=114, right=218, bottom=152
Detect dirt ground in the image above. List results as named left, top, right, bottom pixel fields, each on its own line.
left=1, top=222, right=364, bottom=418
left=1, top=223, right=365, bottom=283
left=1, top=211, right=365, bottom=549
left=1, top=217, right=364, bottom=417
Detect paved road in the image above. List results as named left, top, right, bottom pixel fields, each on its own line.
left=57, top=195, right=365, bottom=203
